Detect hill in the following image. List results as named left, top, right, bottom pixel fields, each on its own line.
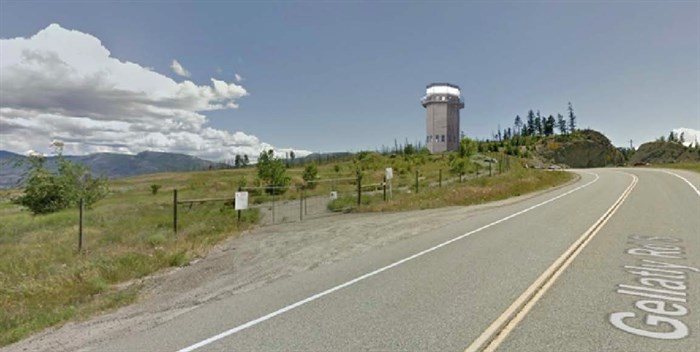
left=532, top=129, right=624, bottom=168
left=0, top=151, right=226, bottom=189
left=629, top=141, right=700, bottom=165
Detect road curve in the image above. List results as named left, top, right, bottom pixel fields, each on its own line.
left=34, top=169, right=700, bottom=351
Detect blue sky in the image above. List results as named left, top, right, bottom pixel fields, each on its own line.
left=1, top=1, right=698, bottom=158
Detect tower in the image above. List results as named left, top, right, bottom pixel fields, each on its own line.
left=421, top=83, right=464, bottom=153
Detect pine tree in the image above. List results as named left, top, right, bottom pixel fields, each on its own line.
left=567, top=102, right=577, bottom=132
left=545, top=115, right=556, bottom=136
left=535, top=110, right=543, bottom=135
left=557, top=113, right=567, bottom=134
left=514, top=115, right=523, bottom=135
left=526, top=110, right=536, bottom=136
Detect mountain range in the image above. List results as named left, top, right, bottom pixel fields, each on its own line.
left=0, top=151, right=226, bottom=189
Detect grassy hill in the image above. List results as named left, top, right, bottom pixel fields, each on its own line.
left=629, top=140, right=700, bottom=165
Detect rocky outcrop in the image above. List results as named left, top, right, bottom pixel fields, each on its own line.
left=535, top=129, right=624, bottom=168
left=629, top=141, right=700, bottom=165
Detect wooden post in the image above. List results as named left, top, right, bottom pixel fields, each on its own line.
left=78, top=198, right=84, bottom=253
left=237, top=186, right=241, bottom=225
left=439, top=169, right=442, bottom=187
left=173, top=189, right=178, bottom=234
left=489, top=160, right=492, bottom=177
left=383, top=176, right=387, bottom=202
left=415, top=170, right=419, bottom=193
left=300, top=189, right=303, bottom=221
left=356, top=178, right=361, bottom=206
left=272, top=191, right=275, bottom=224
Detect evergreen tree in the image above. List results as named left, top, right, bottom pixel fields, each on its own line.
left=243, top=154, right=249, bottom=166
left=535, top=110, right=543, bottom=135
left=557, top=113, right=567, bottom=134
left=526, top=110, right=536, bottom=136
left=514, top=115, right=523, bottom=135
left=567, top=102, right=577, bottom=132
left=544, top=115, right=556, bottom=136
left=234, top=154, right=242, bottom=167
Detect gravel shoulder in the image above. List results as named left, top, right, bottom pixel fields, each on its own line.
left=3, top=173, right=579, bottom=352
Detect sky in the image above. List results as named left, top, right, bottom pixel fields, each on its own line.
left=1, top=1, right=698, bottom=161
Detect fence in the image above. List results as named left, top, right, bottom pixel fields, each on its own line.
left=171, top=155, right=513, bottom=232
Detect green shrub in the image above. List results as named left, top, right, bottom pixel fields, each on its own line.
left=149, top=184, right=161, bottom=195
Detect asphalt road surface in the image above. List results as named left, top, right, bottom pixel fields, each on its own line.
left=49, top=169, right=700, bottom=351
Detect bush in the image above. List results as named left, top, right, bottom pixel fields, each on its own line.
left=302, top=163, right=318, bottom=188
left=150, top=184, right=161, bottom=195
left=256, top=150, right=290, bottom=195
left=13, top=154, right=108, bottom=214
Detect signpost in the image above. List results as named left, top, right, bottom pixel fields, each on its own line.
left=385, top=167, right=393, bottom=199
left=235, top=191, right=248, bottom=224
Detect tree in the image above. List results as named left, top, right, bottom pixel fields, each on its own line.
left=535, top=110, right=543, bottom=136
left=243, top=154, right=249, bottom=166
left=459, top=138, right=477, bottom=158
left=544, top=115, right=556, bottom=136
left=668, top=131, right=677, bottom=143
left=290, top=150, right=296, bottom=161
left=302, top=163, right=318, bottom=188
left=557, top=113, right=567, bottom=135
left=526, top=110, right=536, bottom=136
left=256, top=150, right=290, bottom=194
left=567, top=102, right=577, bottom=132
left=514, top=115, right=523, bottom=135
left=234, top=154, right=242, bottom=167
left=14, top=151, right=108, bottom=214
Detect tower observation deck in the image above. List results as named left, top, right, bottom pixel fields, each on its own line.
left=421, top=83, right=464, bottom=153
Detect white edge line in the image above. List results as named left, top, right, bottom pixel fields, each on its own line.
left=177, top=171, right=600, bottom=352
left=661, top=170, right=700, bottom=197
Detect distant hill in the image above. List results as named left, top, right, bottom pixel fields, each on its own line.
left=629, top=141, right=700, bottom=165
left=0, top=151, right=226, bottom=189
left=533, top=129, right=624, bottom=168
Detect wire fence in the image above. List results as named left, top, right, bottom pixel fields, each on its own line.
left=171, top=155, right=514, bottom=231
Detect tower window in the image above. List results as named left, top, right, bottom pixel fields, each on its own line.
left=441, top=135, right=445, bottom=142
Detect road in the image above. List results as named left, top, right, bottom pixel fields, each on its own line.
left=16, top=168, right=700, bottom=351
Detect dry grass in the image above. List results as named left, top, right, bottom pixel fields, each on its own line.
left=650, top=162, right=700, bottom=174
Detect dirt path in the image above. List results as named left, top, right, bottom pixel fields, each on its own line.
left=3, top=176, right=577, bottom=352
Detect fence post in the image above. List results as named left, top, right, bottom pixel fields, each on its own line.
left=439, top=169, right=442, bottom=187
left=300, top=189, right=303, bottom=221
left=357, top=174, right=362, bottom=206
left=489, top=160, right=492, bottom=177
left=237, top=186, right=242, bottom=225
left=415, top=170, right=419, bottom=193
left=173, top=189, right=178, bottom=234
left=383, top=176, right=387, bottom=202
left=272, top=191, right=276, bottom=224
left=78, top=198, right=84, bottom=253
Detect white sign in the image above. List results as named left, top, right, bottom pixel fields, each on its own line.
left=330, top=191, right=338, bottom=200
left=235, top=192, right=248, bottom=210
left=385, top=167, right=393, bottom=180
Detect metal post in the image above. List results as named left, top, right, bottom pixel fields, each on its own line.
left=439, top=169, right=442, bottom=187
left=300, top=190, right=303, bottom=221
left=79, top=198, right=84, bottom=253
left=173, top=189, right=178, bottom=234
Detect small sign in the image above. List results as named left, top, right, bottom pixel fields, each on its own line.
left=330, top=191, right=338, bottom=200
left=385, top=167, right=393, bottom=180
left=235, top=191, right=248, bottom=210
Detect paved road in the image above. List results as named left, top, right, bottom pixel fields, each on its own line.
left=93, top=168, right=699, bottom=351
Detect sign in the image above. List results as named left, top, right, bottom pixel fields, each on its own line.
left=385, top=167, right=393, bottom=180
left=330, top=191, right=338, bottom=200
left=235, top=191, right=248, bottom=210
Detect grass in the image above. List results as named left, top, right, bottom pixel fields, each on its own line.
left=348, top=163, right=574, bottom=212
left=649, top=162, right=700, bottom=174
left=0, top=151, right=566, bottom=346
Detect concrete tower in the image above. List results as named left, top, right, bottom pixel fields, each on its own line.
left=421, top=83, right=464, bottom=153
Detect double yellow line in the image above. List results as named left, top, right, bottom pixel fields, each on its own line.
left=465, top=172, right=639, bottom=352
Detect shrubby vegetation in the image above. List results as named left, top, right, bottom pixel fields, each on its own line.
left=13, top=152, right=108, bottom=214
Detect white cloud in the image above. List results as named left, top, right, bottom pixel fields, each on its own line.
left=170, top=59, right=191, bottom=77
left=235, top=73, right=243, bottom=82
left=0, top=24, right=311, bottom=162
left=673, top=127, right=700, bottom=147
